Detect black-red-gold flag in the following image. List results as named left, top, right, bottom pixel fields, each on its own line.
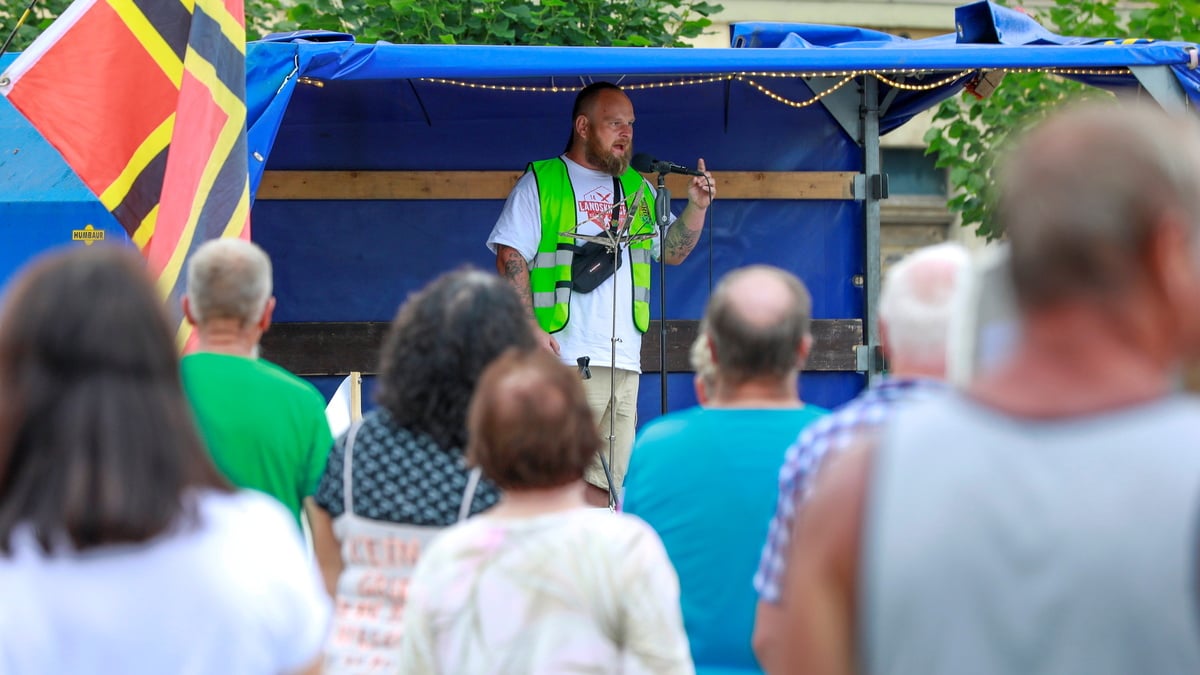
left=0, top=0, right=250, bottom=349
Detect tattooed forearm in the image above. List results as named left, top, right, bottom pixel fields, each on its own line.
left=664, top=221, right=700, bottom=263
left=496, top=245, right=536, bottom=318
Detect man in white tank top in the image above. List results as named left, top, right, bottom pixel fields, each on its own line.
left=771, top=103, right=1200, bottom=674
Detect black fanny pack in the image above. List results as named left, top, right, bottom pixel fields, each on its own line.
left=571, top=176, right=624, bottom=294
left=571, top=241, right=621, bottom=293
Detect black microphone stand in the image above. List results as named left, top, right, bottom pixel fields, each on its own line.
left=655, top=172, right=670, bottom=415
left=572, top=188, right=649, bottom=510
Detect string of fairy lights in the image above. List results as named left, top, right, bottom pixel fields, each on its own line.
left=401, top=67, right=1132, bottom=108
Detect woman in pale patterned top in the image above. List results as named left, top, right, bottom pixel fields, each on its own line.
left=398, top=349, right=694, bottom=674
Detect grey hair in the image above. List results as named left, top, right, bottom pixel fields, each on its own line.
left=185, top=238, right=273, bottom=326
left=879, top=242, right=970, bottom=368
left=689, top=331, right=717, bottom=392
left=996, top=101, right=1200, bottom=309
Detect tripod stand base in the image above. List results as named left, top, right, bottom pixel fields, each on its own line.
left=596, top=451, right=620, bottom=510
left=578, top=364, right=637, bottom=511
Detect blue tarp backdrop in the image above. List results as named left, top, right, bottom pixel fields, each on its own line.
left=3, top=0, right=1197, bottom=422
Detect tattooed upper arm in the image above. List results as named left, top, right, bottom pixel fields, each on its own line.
left=495, top=245, right=528, bottom=276
left=499, top=248, right=527, bottom=279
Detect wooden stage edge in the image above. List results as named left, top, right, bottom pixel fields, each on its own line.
left=261, top=319, right=864, bottom=377
left=256, top=170, right=858, bottom=201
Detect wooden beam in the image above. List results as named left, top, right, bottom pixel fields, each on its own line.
left=256, top=170, right=857, bottom=201
left=260, top=322, right=391, bottom=377
left=259, top=318, right=863, bottom=377
left=640, top=319, right=861, bottom=373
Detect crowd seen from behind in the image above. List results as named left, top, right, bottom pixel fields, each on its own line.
left=3, top=98, right=1200, bottom=675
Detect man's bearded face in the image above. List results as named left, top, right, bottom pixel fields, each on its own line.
left=585, top=127, right=632, bottom=177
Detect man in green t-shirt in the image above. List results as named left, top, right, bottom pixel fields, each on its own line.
left=180, top=238, right=333, bottom=528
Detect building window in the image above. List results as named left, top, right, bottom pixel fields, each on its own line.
left=880, top=148, right=953, bottom=268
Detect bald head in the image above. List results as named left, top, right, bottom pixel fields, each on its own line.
left=997, top=102, right=1200, bottom=311
left=725, top=267, right=806, bottom=327
left=879, top=242, right=970, bottom=375
left=703, top=265, right=812, bottom=386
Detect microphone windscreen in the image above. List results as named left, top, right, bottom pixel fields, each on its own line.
left=631, top=153, right=656, bottom=173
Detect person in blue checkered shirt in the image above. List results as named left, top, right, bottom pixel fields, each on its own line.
left=752, top=242, right=969, bottom=670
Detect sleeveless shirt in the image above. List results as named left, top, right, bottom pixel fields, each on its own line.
left=863, top=393, right=1200, bottom=675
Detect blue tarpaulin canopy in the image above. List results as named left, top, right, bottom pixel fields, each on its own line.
left=4, top=0, right=1197, bottom=417
left=242, top=0, right=1199, bottom=195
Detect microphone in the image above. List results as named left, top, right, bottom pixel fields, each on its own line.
left=632, top=153, right=705, bottom=177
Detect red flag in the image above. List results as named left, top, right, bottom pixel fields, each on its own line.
left=1, top=0, right=250, bottom=349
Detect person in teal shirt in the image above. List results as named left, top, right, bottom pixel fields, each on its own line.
left=180, top=238, right=332, bottom=529
left=624, top=265, right=828, bottom=674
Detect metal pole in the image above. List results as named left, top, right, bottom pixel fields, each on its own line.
left=862, top=75, right=884, bottom=385
left=656, top=173, right=670, bottom=414
left=606, top=224, right=619, bottom=509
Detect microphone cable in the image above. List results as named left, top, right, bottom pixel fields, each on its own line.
left=705, top=175, right=714, bottom=297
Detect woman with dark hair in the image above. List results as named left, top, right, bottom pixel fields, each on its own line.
left=398, top=349, right=693, bottom=673
left=0, top=246, right=329, bottom=675
left=308, top=268, right=536, bottom=674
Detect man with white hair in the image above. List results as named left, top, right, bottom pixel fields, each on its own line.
left=181, top=238, right=333, bottom=529
left=752, top=241, right=969, bottom=668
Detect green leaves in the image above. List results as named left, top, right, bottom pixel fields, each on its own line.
left=925, top=0, right=1194, bottom=240
left=1128, top=0, right=1200, bottom=42
left=253, top=0, right=720, bottom=47
left=0, top=0, right=720, bottom=71
left=0, top=0, right=73, bottom=52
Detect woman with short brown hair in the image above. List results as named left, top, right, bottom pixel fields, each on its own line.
left=399, top=349, right=694, bottom=674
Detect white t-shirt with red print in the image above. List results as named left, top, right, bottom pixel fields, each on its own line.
left=489, top=155, right=670, bottom=373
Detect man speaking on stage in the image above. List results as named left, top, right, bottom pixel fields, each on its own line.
left=488, top=81, right=715, bottom=507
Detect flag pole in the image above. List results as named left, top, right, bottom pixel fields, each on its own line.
left=0, top=0, right=40, bottom=61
